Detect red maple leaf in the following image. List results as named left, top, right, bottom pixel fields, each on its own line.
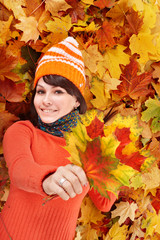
left=125, top=8, right=143, bottom=35
left=0, top=79, right=25, bottom=102
left=113, top=59, right=152, bottom=100
left=86, top=116, right=105, bottom=139
left=96, top=20, right=116, bottom=52
left=94, top=0, right=116, bottom=9
left=79, top=137, right=120, bottom=198
left=115, top=127, right=146, bottom=171
left=66, top=0, right=85, bottom=23
left=151, top=189, right=160, bottom=214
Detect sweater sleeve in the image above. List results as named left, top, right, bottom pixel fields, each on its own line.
left=88, top=187, right=118, bottom=212
left=3, top=121, right=56, bottom=196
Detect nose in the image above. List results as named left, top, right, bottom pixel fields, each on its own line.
left=42, top=93, right=52, bottom=106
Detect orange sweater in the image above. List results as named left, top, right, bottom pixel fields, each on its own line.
left=0, top=121, right=117, bottom=240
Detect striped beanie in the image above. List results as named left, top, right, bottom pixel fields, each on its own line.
left=34, top=37, right=86, bottom=94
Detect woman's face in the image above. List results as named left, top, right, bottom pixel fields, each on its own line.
left=34, top=77, right=80, bottom=123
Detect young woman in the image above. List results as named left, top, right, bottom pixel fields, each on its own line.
left=0, top=37, right=117, bottom=240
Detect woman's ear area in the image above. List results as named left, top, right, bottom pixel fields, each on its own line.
left=75, top=99, right=80, bottom=108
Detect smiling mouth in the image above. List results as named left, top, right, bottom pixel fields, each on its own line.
left=41, top=109, right=56, bottom=113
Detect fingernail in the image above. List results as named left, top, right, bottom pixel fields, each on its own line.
left=83, top=182, right=88, bottom=187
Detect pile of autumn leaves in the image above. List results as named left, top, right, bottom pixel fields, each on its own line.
left=1, top=0, right=160, bottom=239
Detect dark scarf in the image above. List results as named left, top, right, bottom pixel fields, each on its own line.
left=38, top=110, right=80, bottom=137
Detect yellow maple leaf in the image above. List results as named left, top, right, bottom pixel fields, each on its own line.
left=45, top=0, right=71, bottom=17
left=45, top=15, right=72, bottom=42
left=90, top=77, right=109, bottom=110
left=38, top=10, right=51, bottom=33
left=78, top=196, right=105, bottom=225
left=111, top=201, right=138, bottom=225
left=81, top=44, right=103, bottom=73
left=104, top=222, right=128, bottom=240
left=73, top=21, right=100, bottom=32
left=141, top=3, right=158, bottom=33
left=64, top=121, right=89, bottom=166
left=0, top=15, right=13, bottom=45
left=79, top=224, right=99, bottom=240
left=142, top=210, right=160, bottom=237
left=103, top=45, right=130, bottom=79
left=15, top=16, right=40, bottom=43
left=142, top=166, right=160, bottom=194
left=1, top=0, right=26, bottom=19
left=129, top=33, right=156, bottom=64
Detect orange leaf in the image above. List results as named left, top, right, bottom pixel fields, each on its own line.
left=86, top=116, right=105, bottom=139
left=96, top=20, right=116, bottom=52
left=94, top=0, right=116, bottom=9
left=0, top=47, right=20, bottom=82
left=79, top=138, right=119, bottom=198
left=0, top=79, right=25, bottom=102
left=66, top=0, right=85, bottom=23
left=125, top=8, right=143, bottom=35
left=113, top=59, right=152, bottom=100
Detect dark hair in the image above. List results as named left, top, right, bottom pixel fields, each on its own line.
left=30, top=75, right=87, bottom=126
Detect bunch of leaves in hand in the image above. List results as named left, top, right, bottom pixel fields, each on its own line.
left=64, top=110, right=156, bottom=199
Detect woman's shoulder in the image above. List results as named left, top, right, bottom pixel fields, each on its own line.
left=4, top=120, right=36, bottom=137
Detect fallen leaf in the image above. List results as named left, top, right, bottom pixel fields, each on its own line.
left=0, top=79, right=25, bottom=102
left=45, top=0, right=71, bottom=17
left=113, top=58, right=152, bottom=100
left=96, top=20, right=116, bottom=52
left=15, top=16, right=40, bottom=43
left=111, top=201, right=138, bottom=225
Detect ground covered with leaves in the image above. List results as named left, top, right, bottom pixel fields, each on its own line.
left=1, top=0, right=160, bottom=239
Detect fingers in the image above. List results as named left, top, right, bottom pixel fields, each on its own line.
left=42, top=164, right=88, bottom=201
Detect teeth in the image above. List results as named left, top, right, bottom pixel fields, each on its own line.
left=42, top=109, right=53, bottom=113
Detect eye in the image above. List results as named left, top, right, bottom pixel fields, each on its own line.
left=55, top=90, right=64, bottom=94
left=36, top=89, right=45, bottom=94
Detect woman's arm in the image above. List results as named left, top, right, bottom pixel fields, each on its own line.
left=88, top=188, right=118, bottom=212
left=3, top=121, right=56, bottom=196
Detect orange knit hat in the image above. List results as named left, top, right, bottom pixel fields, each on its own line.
left=34, top=37, right=86, bottom=94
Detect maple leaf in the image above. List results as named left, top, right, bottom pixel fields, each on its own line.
left=113, top=58, right=152, bottom=100
left=104, top=222, right=128, bottom=240
left=1, top=0, right=26, bottom=19
left=78, top=196, right=105, bottom=225
left=152, top=62, right=160, bottom=82
left=0, top=15, right=13, bottom=45
left=0, top=47, right=20, bottom=82
left=142, top=166, right=160, bottom=194
left=79, top=137, right=120, bottom=198
left=81, top=44, right=103, bottom=73
left=115, top=127, right=146, bottom=171
left=45, top=0, right=71, bottom=17
left=141, top=210, right=160, bottom=236
left=0, top=79, right=25, bottom=102
left=151, top=189, right=160, bottom=214
left=90, top=77, right=110, bottom=110
left=25, top=0, right=44, bottom=20
left=66, top=0, right=85, bottom=23
left=103, top=44, right=130, bottom=79
left=86, top=116, right=105, bottom=139
left=0, top=111, right=18, bottom=141
left=15, top=16, right=40, bottom=43
left=129, top=217, right=144, bottom=240
left=111, top=201, right=138, bottom=225
left=45, top=15, right=72, bottom=42
left=96, top=20, right=116, bottom=51
left=94, top=0, right=116, bottom=9
left=125, top=8, right=143, bottom=35
left=141, top=97, right=160, bottom=133
left=129, top=32, right=156, bottom=64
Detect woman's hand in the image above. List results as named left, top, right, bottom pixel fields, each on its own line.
left=42, top=164, right=88, bottom=201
